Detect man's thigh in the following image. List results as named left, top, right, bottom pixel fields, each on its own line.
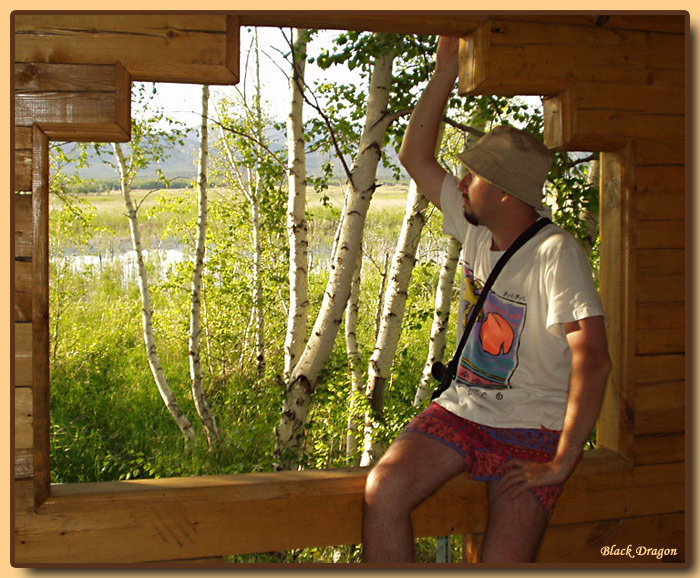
left=480, top=480, right=549, bottom=562
left=366, top=431, right=466, bottom=510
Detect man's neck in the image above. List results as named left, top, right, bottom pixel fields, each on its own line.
left=489, top=211, right=540, bottom=252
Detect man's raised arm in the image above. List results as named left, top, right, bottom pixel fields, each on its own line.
left=398, top=36, right=460, bottom=210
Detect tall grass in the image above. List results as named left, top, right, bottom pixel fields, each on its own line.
left=49, top=183, right=446, bottom=484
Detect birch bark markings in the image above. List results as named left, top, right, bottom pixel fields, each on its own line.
left=413, top=235, right=461, bottom=406
left=284, top=28, right=310, bottom=381
left=189, top=84, right=220, bottom=448
left=112, top=142, right=195, bottom=445
left=361, top=179, right=429, bottom=465
left=274, top=45, right=397, bottom=470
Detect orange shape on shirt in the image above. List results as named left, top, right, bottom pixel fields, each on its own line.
left=480, top=312, right=514, bottom=356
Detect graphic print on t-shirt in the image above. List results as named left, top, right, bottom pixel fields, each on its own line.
left=456, top=264, right=526, bottom=389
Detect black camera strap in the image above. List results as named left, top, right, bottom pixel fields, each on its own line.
left=431, top=217, right=552, bottom=401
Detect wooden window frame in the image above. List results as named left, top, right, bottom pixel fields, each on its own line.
left=15, top=11, right=685, bottom=564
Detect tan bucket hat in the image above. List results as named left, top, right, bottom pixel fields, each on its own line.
left=458, top=125, right=553, bottom=210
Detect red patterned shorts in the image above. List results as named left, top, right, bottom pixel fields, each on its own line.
left=404, top=402, right=564, bottom=517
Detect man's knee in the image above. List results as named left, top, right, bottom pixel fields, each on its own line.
left=364, top=453, right=414, bottom=515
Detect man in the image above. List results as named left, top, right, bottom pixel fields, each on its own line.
left=362, top=37, right=612, bottom=563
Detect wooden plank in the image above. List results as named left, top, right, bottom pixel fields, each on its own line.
left=32, top=126, right=51, bottom=507
left=633, top=354, right=685, bottom=385
left=544, top=84, right=685, bottom=151
left=636, top=302, right=684, bottom=329
left=14, top=14, right=239, bottom=85
left=636, top=165, right=685, bottom=194
left=634, top=408, right=685, bottom=436
left=14, top=149, right=32, bottom=193
left=239, top=10, right=486, bottom=35
left=633, top=434, right=685, bottom=465
left=15, top=480, right=36, bottom=516
left=635, top=138, right=686, bottom=166
left=596, top=146, right=635, bottom=459
left=537, top=512, right=685, bottom=563
left=15, top=62, right=119, bottom=92
left=15, top=62, right=131, bottom=142
left=636, top=329, right=685, bottom=356
left=14, top=193, right=33, bottom=258
left=635, top=220, right=685, bottom=250
left=634, top=166, right=686, bottom=221
left=14, top=322, right=32, bottom=387
left=238, top=12, right=687, bottom=35
left=15, top=449, right=34, bottom=481
left=637, top=249, right=684, bottom=277
left=12, top=456, right=685, bottom=564
left=15, top=387, right=34, bottom=451
left=15, top=126, right=33, bottom=149
left=460, top=20, right=685, bottom=96
left=14, top=259, right=32, bottom=322
left=635, top=190, right=684, bottom=221
left=636, top=274, right=684, bottom=304
left=635, top=381, right=685, bottom=412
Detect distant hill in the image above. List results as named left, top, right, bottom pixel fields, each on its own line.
left=63, top=129, right=407, bottom=184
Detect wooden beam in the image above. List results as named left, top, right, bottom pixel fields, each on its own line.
left=32, top=126, right=50, bottom=507
left=537, top=512, right=685, bottom=563
left=596, top=146, right=636, bottom=460
left=14, top=14, right=239, bottom=85
left=459, top=19, right=684, bottom=96
left=544, top=84, right=684, bottom=151
left=12, top=453, right=684, bottom=565
left=15, top=63, right=131, bottom=142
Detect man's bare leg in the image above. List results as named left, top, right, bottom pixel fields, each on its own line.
left=479, top=480, right=550, bottom=562
left=362, top=431, right=465, bottom=562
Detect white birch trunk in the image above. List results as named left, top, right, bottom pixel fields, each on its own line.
left=274, top=44, right=397, bottom=469
left=345, top=247, right=364, bottom=464
left=251, top=192, right=265, bottom=375
left=252, top=30, right=266, bottom=376
left=413, top=235, right=462, bottom=406
left=361, top=179, right=429, bottom=465
left=189, top=84, right=220, bottom=448
left=284, top=28, right=310, bottom=380
left=112, top=142, right=195, bottom=445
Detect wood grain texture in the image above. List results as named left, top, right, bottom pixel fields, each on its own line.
left=14, top=14, right=239, bottom=84
left=12, top=453, right=685, bottom=564
left=31, top=126, right=50, bottom=506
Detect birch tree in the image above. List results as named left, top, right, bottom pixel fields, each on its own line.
left=108, top=88, right=195, bottom=444
left=345, top=247, right=364, bottom=464
left=189, top=84, right=220, bottom=448
left=213, top=31, right=287, bottom=377
left=413, top=235, right=461, bottom=406
left=361, top=179, right=429, bottom=465
left=274, top=38, right=399, bottom=470
left=284, top=28, right=311, bottom=380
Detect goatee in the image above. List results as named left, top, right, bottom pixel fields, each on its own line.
left=464, top=210, right=480, bottom=226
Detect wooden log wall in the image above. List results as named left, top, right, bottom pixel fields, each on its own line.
left=11, top=12, right=687, bottom=566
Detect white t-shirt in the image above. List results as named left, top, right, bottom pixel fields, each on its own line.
left=435, top=174, right=606, bottom=430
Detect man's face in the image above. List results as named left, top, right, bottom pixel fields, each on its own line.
left=457, top=171, right=501, bottom=227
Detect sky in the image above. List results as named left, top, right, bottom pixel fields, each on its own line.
left=144, top=27, right=363, bottom=129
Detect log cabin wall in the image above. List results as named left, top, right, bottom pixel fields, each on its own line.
left=12, top=12, right=687, bottom=565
